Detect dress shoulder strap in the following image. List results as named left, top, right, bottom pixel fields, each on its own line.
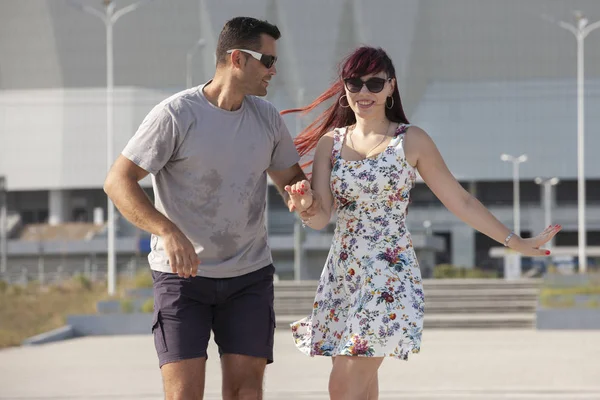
left=330, top=126, right=348, bottom=163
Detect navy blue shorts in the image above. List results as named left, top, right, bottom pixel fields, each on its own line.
left=151, top=264, right=276, bottom=368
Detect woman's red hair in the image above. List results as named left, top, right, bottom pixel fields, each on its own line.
left=281, top=46, right=409, bottom=167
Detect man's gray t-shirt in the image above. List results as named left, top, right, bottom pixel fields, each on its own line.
left=122, top=83, right=300, bottom=278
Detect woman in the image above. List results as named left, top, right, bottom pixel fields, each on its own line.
left=282, top=46, right=560, bottom=400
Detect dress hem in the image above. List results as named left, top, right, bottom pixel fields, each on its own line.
left=290, top=322, right=421, bottom=361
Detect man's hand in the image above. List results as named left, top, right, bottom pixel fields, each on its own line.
left=162, top=230, right=201, bottom=278
left=301, top=190, right=321, bottom=219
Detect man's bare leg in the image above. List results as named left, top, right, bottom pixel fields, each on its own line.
left=160, top=357, right=207, bottom=400
left=221, top=354, right=267, bottom=400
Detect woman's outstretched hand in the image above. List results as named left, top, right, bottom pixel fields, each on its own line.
left=509, top=224, right=562, bottom=256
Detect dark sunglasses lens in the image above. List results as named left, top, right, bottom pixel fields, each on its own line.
left=261, top=55, right=276, bottom=69
left=365, top=78, right=386, bottom=93
left=345, top=78, right=363, bottom=93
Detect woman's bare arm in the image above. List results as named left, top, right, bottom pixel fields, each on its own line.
left=404, top=126, right=559, bottom=256
left=286, top=132, right=336, bottom=230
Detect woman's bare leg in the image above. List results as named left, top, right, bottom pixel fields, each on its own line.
left=328, top=356, right=383, bottom=400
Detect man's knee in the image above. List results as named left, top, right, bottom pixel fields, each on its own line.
left=221, top=354, right=266, bottom=399
left=163, top=386, right=204, bottom=400
left=222, top=384, right=263, bottom=400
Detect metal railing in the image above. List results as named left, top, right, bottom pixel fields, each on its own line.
left=0, top=256, right=146, bottom=286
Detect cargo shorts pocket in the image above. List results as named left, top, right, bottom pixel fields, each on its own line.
left=267, top=306, right=276, bottom=347
left=152, top=310, right=168, bottom=353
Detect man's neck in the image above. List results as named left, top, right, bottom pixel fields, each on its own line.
left=202, top=74, right=246, bottom=111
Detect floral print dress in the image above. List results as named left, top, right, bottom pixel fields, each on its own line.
left=291, top=124, right=424, bottom=360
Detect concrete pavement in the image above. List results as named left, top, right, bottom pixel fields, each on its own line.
left=0, top=329, right=599, bottom=399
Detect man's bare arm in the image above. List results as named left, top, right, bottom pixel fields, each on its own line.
left=103, top=155, right=177, bottom=236
left=267, top=163, right=307, bottom=210
left=103, top=155, right=199, bottom=277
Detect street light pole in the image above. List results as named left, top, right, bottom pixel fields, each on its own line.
left=186, top=38, right=206, bottom=88
left=544, top=11, right=600, bottom=273
left=513, top=161, right=521, bottom=237
left=500, top=153, right=527, bottom=280
left=67, top=0, right=154, bottom=295
left=293, top=88, right=305, bottom=282
left=501, top=153, right=528, bottom=236
left=0, top=176, right=7, bottom=276
left=535, top=177, right=560, bottom=249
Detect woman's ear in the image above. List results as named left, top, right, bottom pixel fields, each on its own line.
left=389, top=78, right=396, bottom=96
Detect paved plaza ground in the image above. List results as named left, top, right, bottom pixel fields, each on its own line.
left=0, top=329, right=599, bottom=399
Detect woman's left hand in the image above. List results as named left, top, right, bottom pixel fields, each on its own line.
left=509, top=224, right=562, bottom=256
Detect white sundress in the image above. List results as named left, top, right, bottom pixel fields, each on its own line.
left=291, top=124, right=425, bottom=360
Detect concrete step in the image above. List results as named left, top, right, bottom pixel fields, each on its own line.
left=273, top=279, right=539, bottom=330
left=275, top=294, right=539, bottom=306
left=275, top=313, right=535, bottom=330
left=430, top=292, right=539, bottom=298
left=275, top=288, right=539, bottom=299
left=426, top=300, right=536, bottom=313
left=423, top=313, right=535, bottom=329
left=274, top=279, right=542, bottom=292
left=274, top=300, right=537, bottom=315
left=421, top=279, right=541, bottom=289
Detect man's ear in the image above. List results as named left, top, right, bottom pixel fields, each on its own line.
left=230, top=50, right=246, bottom=69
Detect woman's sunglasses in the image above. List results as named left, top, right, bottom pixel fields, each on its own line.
left=343, top=77, right=391, bottom=93
left=227, top=49, right=277, bottom=69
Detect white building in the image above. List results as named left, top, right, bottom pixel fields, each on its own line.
left=1, top=0, right=599, bottom=280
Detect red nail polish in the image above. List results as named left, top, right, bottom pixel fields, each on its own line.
left=545, top=250, right=551, bottom=255
left=300, top=191, right=304, bottom=195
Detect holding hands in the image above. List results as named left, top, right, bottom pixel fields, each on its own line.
left=285, top=179, right=321, bottom=221
left=285, top=179, right=313, bottom=211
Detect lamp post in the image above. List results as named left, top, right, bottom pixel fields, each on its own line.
left=534, top=177, right=560, bottom=249
left=67, top=0, right=154, bottom=295
left=293, top=88, right=306, bottom=282
left=543, top=11, right=600, bottom=273
left=500, top=154, right=528, bottom=236
left=0, top=176, right=7, bottom=276
left=186, top=37, right=206, bottom=88
left=501, top=153, right=527, bottom=280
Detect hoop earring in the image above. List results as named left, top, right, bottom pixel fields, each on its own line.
left=339, top=95, right=350, bottom=108
left=386, top=96, right=394, bottom=109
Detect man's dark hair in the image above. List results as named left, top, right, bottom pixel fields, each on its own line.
left=216, top=17, right=281, bottom=65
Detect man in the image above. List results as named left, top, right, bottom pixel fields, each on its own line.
left=104, top=17, right=318, bottom=400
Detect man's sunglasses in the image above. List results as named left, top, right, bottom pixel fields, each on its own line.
left=227, top=49, right=277, bottom=69
left=343, top=77, right=391, bottom=93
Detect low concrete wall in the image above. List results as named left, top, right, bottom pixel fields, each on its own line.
left=126, top=288, right=153, bottom=298
left=22, top=325, right=75, bottom=345
left=22, top=313, right=154, bottom=345
left=66, top=313, right=153, bottom=336
left=536, top=308, right=600, bottom=330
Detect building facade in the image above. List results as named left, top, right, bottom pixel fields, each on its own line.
left=1, top=0, right=599, bottom=280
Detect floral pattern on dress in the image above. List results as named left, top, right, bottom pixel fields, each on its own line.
left=291, top=124, right=424, bottom=361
